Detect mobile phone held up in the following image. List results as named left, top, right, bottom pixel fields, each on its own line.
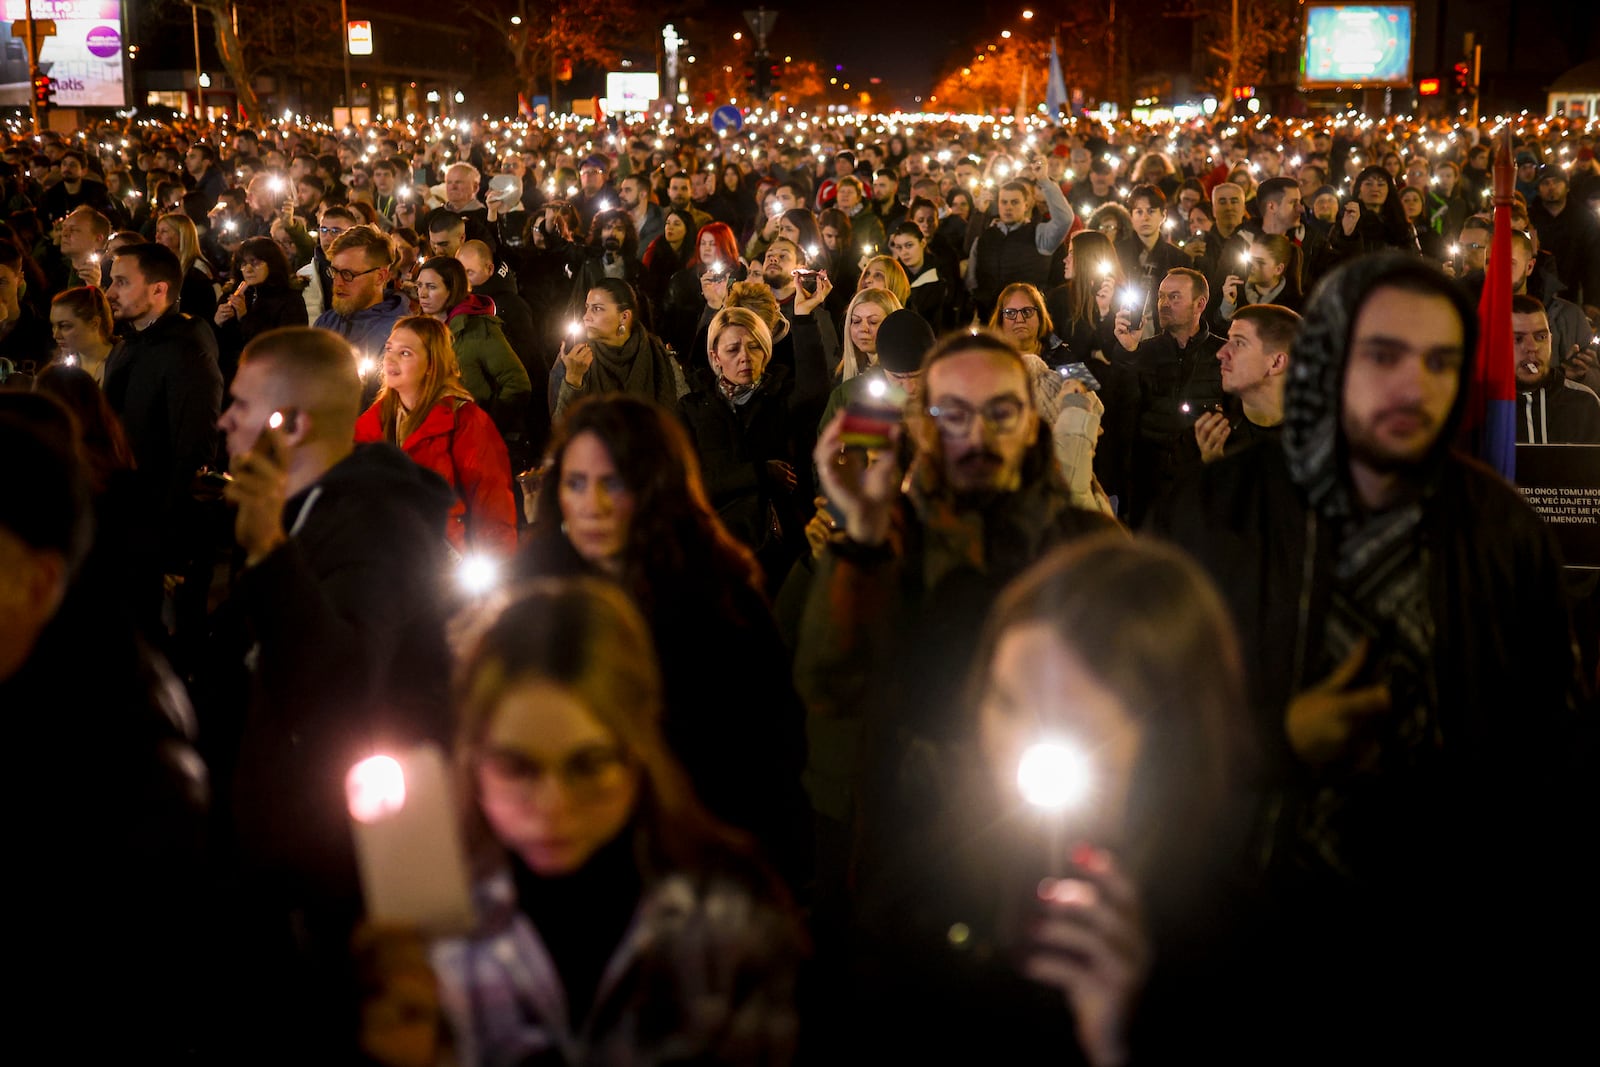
left=793, top=268, right=820, bottom=295
left=840, top=377, right=907, bottom=451
left=347, top=744, right=475, bottom=936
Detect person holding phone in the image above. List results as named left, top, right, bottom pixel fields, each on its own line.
left=836, top=535, right=1252, bottom=1064
left=357, top=579, right=804, bottom=1067
left=206, top=326, right=458, bottom=1060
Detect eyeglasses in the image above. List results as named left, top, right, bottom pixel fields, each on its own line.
left=1000, top=307, right=1038, bottom=321
left=1460, top=241, right=1488, bottom=251
left=331, top=264, right=384, bottom=284
left=318, top=226, right=350, bottom=236
left=475, top=745, right=630, bottom=804
left=926, top=395, right=1027, bottom=437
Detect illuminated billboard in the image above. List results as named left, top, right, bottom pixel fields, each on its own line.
left=603, top=72, right=659, bottom=115
left=1301, top=3, right=1414, bottom=88
left=1, top=0, right=128, bottom=108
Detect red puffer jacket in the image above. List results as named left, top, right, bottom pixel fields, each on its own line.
left=354, top=397, right=518, bottom=555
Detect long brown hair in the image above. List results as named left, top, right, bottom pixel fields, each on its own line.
left=32, top=362, right=135, bottom=493
left=966, top=534, right=1252, bottom=917
left=529, top=395, right=762, bottom=613
left=1063, top=229, right=1123, bottom=332
left=376, top=315, right=471, bottom=443
left=453, top=577, right=746, bottom=878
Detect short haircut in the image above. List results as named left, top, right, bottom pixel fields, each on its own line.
left=999, top=179, right=1032, bottom=199
left=1510, top=229, right=1535, bottom=255
left=327, top=224, right=393, bottom=268
left=1166, top=266, right=1210, bottom=304
left=114, top=243, right=183, bottom=300
left=835, top=175, right=865, bottom=197
left=69, top=205, right=113, bottom=242
left=1511, top=294, right=1546, bottom=317
left=188, top=142, right=217, bottom=164
left=237, top=327, right=362, bottom=438
left=297, top=174, right=327, bottom=196
left=426, top=209, right=467, bottom=235
left=61, top=149, right=87, bottom=167
left=320, top=204, right=359, bottom=227
left=1257, top=177, right=1298, bottom=212
left=1127, top=183, right=1166, bottom=211
left=1231, top=303, right=1302, bottom=354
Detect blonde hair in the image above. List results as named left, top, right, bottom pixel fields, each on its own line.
left=723, top=280, right=782, bottom=333
left=376, top=315, right=472, bottom=443
left=839, top=287, right=902, bottom=381
left=858, top=254, right=910, bottom=305
left=707, top=306, right=774, bottom=380
left=156, top=212, right=201, bottom=276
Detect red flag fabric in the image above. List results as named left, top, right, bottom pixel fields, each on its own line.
left=1463, top=139, right=1518, bottom=481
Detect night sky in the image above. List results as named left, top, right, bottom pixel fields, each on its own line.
left=136, top=0, right=1596, bottom=113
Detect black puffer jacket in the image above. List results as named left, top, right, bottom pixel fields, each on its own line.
left=676, top=314, right=831, bottom=568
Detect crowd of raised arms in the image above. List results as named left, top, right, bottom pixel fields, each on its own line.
left=2, top=107, right=1596, bottom=1066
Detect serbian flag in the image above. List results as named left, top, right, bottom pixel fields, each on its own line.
left=517, top=93, right=535, bottom=119
left=1461, top=139, right=1517, bottom=481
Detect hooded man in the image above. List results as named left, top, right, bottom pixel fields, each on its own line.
left=1153, top=253, right=1587, bottom=1063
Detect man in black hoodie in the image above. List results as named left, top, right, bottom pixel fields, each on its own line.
left=1512, top=294, right=1600, bottom=443
left=203, top=326, right=456, bottom=1061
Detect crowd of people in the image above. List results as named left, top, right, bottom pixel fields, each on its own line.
left=2, top=105, right=1597, bottom=1064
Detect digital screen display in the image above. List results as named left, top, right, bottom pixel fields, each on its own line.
left=1, top=0, right=128, bottom=108
left=604, top=72, right=659, bottom=115
left=1301, top=4, right=1414, bottom=88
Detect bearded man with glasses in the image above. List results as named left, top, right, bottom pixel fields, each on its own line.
left=797, top=328, right=1115, bottom=946
left=312, top=225, right=409, bottom=402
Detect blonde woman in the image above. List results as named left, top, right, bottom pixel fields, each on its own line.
left=153, top=211, right=218, bottom=321
left=678, top=276, right=832, bottom=571
left=855, top=254, right=911, bottom=306
left=837, top=287, right=903, bottom=382
left=353, top=315, right=517, bottom=555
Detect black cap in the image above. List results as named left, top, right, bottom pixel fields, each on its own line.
left=1535, top=164, right=1567, bottom=184
left=876, top=309, right=937, bottom=374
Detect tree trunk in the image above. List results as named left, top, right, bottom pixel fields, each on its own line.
left=197, top=1, right=262, bottom=122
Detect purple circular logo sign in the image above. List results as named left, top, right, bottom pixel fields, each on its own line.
left=86, top=25, right=121, bottom=59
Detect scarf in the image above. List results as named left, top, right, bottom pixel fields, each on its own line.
left=1281, top=253, right=1478, bottom=884
left=717, top=374, right=760, bottom=404
left=580, top=327, right=681, bottom=409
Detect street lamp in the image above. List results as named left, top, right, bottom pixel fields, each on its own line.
left=510, top=15, right=521, bottom=25
left=1022, top=8, right=1034, bottom=17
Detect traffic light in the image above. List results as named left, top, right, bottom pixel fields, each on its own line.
left=767, top=62, right=782, bottom=96
left=1418, top=78, right=1441, bottom=96
left=1452, top=61, right=1471, bottom=96
left=31, top=74, right=54, bottom=108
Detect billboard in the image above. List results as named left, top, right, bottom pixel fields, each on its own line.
left=1301, top=3, right=1414, bottom=89
left=603, top=71, right=659, bottom=115
left=1, top=0, right=127, bottom=108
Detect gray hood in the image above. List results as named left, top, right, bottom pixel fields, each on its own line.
left=1283, top=252, right=1479, bottom=519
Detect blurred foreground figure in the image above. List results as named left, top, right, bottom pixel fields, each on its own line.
left=358, top=579, right=803, bottom=1066
left=2, top=394, right=208, bottom=1059
left=844, top=535, right=1254, bottom=1065
left=201, top=327, right=456, bottom=1060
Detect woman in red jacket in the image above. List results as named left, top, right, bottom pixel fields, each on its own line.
left=354, top=315, right=518, bottom=556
